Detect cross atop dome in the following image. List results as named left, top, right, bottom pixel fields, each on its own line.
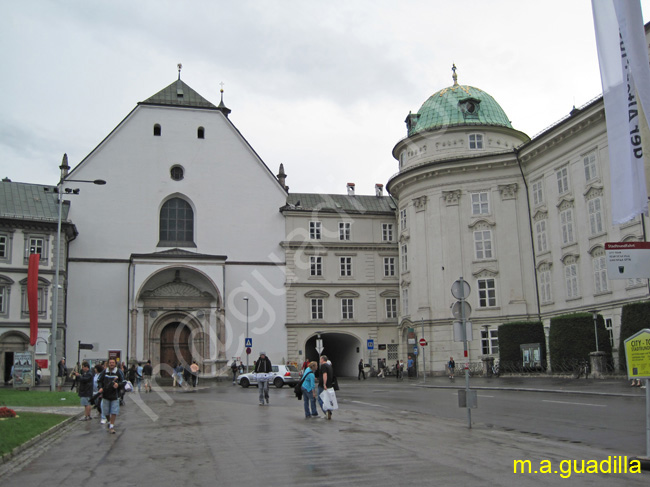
left=452, top=64, right=458, bottom=86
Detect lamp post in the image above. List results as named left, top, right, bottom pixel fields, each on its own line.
left=591, top=310, right=599, bottom=353
left=243, top=297, right=249, bottom=372
left=46, top=168, right=106, bottom=391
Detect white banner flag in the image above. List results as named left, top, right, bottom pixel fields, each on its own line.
left=592, top=0, right=650, bottom=224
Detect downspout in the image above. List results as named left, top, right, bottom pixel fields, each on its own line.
left=126, top=258, right=132, bottom=363
left=515, top=147, right=542, bottom=323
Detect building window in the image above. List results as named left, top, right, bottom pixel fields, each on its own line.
left=400, top=244, right=408, bottom=272
left=584, top=152, right=598, bottom=182
left=21, top=280, right=47, bottom=317
left=481, top=328, right=499, bottom=354
left=310, top=298, right=323, bottom=320
left=469, top=133, right=484, bottom=150
left=0, top=283, right=9, bottom=316
left=474, top=230, right=493, bottom=260
left=588, top=197, right=604, bottom=236
left=24, top=236, right=47, bottom=264
left=341, top=298, right=354, bottom=319
left=197, top=126, right=205, bottom=139
left=0, top=234, right=8, bottom=260
left=383, top=257, right=396, bottom=277
left=539, top=267, right=552, bottom=304
left=387, top=344, right=399, bottom=361
left=400, top=209, right=407, bottom=231
left=564, top=261, right=580, bottom=299
left=556, top=167, right=569, bottom=194
left=401, top=288, right=409, bottom=316
left=385, top=298, right=398, bottom=319
left=477, top=278, right=497, bottom=308
left=531, top=180, right=544, bottom=206
left=382, top=223, right=393, bottom=242
left=339, top=222, right=351, bottom=241
left=153, top=124, right=161, bottom=136
left=170, top=165, right=184, bottom=181
left=310, top=256, right=322, bottom=277
left=471, top=192, right=489, bottom=215
left=535, top=220, right=548, bottom=253
left=593, top=253, right=609, bottom=293
left=309, top=221, right=321, bottom=240
left=339, top=257, right=352, bottom=277
left=560, top=208, right=575, bottom=245
left=159, top=198, right=194, bottom=247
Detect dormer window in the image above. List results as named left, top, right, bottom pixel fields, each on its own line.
left=153, top=124, right=162, bottom=136
left=459, top=98, right=481, bottom=119
left=469, top=133, right=483, bottom=150
left=197, top=126, right=205, bottom=139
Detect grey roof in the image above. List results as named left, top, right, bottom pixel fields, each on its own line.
left=0, top=180, right=67, bottom=222
left=139, top=79, right=218, bottom=110
left=284, top=193, right=397, bottom=215
left=131, top=248, right=227, bottom=260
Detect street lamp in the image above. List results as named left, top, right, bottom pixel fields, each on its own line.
left=243, top=297, right=249, bottom=372
left=591, top=310, right=599, bottom=353
left=45, top=159, right=106, bottom=391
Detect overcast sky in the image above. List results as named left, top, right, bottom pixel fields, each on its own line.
left=2, top=0, right=650, bottom=196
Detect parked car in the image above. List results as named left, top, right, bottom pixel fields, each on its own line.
left=237, top=364, right=300, bottom=388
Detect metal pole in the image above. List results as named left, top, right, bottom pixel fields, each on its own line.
left=49, top=186, right=63, bottom=392
left=421, top=319, right=426, bottom=382
left=592, top=311, right=599, bottom=352
left=244, top=297, right=249, bottom=372
left=460, top=277, right=471, bottom=429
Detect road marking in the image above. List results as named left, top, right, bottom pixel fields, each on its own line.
left=542, top=400, right=606, bottom=407
left=350, top=400, right=389, bottom=409
left=452, top=392, right=494, bottom=398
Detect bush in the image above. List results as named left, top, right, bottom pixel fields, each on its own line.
left=497, top=321, right=545, bottom=371
left=549, top=313, right=612, bottom=368
left=618, top=301, right=650, bottom=371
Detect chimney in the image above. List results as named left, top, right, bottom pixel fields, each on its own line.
left=347, top=182, right=355, bottom=196
left=375, top=183, right=384, bottom=197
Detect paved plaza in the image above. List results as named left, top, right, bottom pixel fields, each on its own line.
left=1, top=377, right=648, bottom=486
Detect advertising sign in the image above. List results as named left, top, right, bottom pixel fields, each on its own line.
left=624, top=328, right=650, bottom=379
left=605, top=242, right=650, bottom=279
left=13, top=351, right=35, bottom=388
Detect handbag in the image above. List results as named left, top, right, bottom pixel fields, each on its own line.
left=294, top=370, right=312, bottom=400
left=319, top=389, right=339, bottom=411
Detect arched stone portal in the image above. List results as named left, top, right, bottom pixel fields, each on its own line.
left=304, top=332, right=362, bottom=377
left=159, top=322, right=191, bottom=376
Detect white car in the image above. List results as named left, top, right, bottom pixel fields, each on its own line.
left=237, top=365, right=301, bottom=388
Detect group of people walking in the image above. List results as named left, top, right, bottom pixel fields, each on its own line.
left=299, top=355, right=337, bottom=420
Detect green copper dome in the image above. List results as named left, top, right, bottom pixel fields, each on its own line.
left=406, top=83, right=512, bottom=137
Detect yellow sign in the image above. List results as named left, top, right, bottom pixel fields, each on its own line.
left=624, top=329, right=650, bottom=379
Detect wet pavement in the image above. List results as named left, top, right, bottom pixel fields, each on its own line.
left=0, top=376, right=648, bottom=486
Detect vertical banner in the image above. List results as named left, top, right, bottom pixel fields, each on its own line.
left=27, top=253, right=40, bottom=346
left=592, top=0, right=650, bottom=224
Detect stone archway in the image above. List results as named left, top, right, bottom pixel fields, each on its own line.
left=1, top=331, right=28, bottom=383
left=304, top=332, right=363, bottom=377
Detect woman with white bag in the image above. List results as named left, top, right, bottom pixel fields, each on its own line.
left=318, top=355, right=338, bottom=420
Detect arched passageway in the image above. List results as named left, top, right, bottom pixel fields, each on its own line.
left=304, top=333, right=362, bottom=377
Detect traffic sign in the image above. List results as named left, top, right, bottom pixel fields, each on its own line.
left=245, top=338, right=252, bottom=348
left=367, top=339, right=374, bottom=350
left=451, top=279, right=471, bottom=299
left=452, top=300, right=472, bottom=320
left=413, top=347, right=418, bottom=355
left=419, top=338, right=427, bottom=347
left=246, top=347, right=251, bottom=355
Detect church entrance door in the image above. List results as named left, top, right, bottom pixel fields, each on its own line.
left=160, top=322, right=191, bottom=377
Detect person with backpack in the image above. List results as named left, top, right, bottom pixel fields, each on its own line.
left=253, top=351, right=272, bottom=406
left=73, top=361, right=93, bottom=421
left=98, top=358, right=126, bottom=434
left=299, top=362, right=319, bottom=418
left=230, top=360, right=238, bottom=385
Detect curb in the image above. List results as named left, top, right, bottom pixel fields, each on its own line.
left=414, top=383, right=645, bottom=398
left=0, top=410, right=83, bottom=466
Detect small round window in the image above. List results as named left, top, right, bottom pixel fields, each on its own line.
left=170, top=165, right=184, bottom=181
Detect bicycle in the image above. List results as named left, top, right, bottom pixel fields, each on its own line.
left=574, top=360, right=589, bottom=379
left=491, top=360, right=500, bottom=378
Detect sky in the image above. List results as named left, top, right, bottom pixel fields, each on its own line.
left=2, top=0, right=650, bottom=196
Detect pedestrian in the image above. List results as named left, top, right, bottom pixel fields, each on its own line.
left=407, top=355, right=414, bottom=378
left=127, top=363, right=137, bottom=385
left=230, top=360, right=238, bottom=385
left=318, top=355, right=335, bottom=420
left=74, top=361, right=93, bottom=421
left=70, top=362, right=80, bottom=391
left=98, top=358, right=126, bottom=434
left=56, top=357, right=67, bottom=391
left=300, top=361, right=319, bottom=418
left=448, top=356, right=455, bottom=379
left=142, top=360, right=153, bottom=393
left=190, top=360, right=200, bottom=387
left=253, top=351, right=272, bottom=406
left=238, top=361, right=244, bottom=374
left=136, top=362, right=143, bottom=392
left=358, top=359, right=366, bottom=380
left=377, top=358, right=386, bottom=378
left=174, top=363, right=184, bottom=387
left=93, top=363, right=106, bottom=424
left=301, top=359, right=310, bottom=371
left=395, top=360, right=401, bottom=380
